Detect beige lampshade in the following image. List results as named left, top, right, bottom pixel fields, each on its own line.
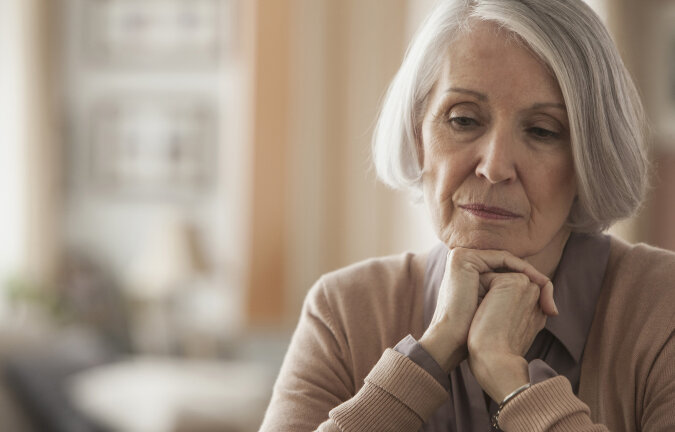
left=125, top=213, right=205, bottom=300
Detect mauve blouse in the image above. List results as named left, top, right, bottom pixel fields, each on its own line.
left=394, top=232, right=611, bottom=431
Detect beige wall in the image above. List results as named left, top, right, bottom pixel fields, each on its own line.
left=245, top=0, right=292, bottom=325
left=284, top=0, right=440, bottom=323
left=246, top=0, right=438, bottom=326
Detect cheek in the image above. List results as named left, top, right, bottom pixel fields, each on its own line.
left=422, top=136, right=469, bottom=196
left=554, top=158, right=577, bottom=198
left=422, top=160, right=457, bottom=232
left=537, top=161, right=577, bottom=212
left=422, top=165, right=447, bottom=221
left=422, top=153, right=463, bottom=212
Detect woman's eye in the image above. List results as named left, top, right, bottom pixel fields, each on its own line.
left=528, top=126, right=560, bottom=140
left=449, top=116, right=478, bottom=128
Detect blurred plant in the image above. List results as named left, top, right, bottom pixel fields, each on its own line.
left=2, top=262, right=132, bottom=352
left=2, top=274, right=68, bottom=323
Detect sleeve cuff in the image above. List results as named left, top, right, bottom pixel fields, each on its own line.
left=499, top=375, right=593, bottom=431
left=528, top=359, right=558, bottom=385
left=329, top=349, right=449, bottom=430
left=394, top=334, right=452, bottom=391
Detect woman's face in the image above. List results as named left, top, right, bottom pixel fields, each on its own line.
left=420, top=22, right=577, bottom=263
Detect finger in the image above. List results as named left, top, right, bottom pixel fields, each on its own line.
left=479, top=272, right=558, bottom=317
left=477, top=273, right=494, bottom=298
left=539, top=281, right=558, bottom=316
left=478, top=271, right=529, bottom=288
left=476, top=273, right=502, bottom=306
left=453, top=248, right=550, bottom=288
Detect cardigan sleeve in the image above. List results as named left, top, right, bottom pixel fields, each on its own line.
left=499, top=331, right=675, bottom=432
left=259, top=278, right=449, bottom=432
left=498, top=377, right=608, bottom=432
left=394, top=334, right=451, bottom=391
left=641, top=329, right=675, bottom=432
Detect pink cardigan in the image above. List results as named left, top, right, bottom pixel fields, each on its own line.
left=260, top=237, right=675, bottom=431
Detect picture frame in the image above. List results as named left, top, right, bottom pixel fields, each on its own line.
left=82, top=0, right=230, bottom=68
left=88, top=94, right=217, bottom=199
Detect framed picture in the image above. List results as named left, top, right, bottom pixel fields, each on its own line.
left=82, top=0, right=231, bottom=67
left=88, top=94, right=217, bottom=199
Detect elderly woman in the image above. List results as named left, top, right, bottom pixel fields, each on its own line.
left=261, top=0, right=675, bottom=431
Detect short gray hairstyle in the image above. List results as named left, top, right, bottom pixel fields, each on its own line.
left=372, top=0, right=649, bottom=232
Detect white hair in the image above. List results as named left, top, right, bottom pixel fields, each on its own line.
left=372, top=0, right=649, bottom=232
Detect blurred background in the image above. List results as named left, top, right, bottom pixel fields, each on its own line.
left=0, top=0, right=673, bottom=431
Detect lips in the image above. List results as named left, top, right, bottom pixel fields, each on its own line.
left=459, top=203, right=522, bottom=220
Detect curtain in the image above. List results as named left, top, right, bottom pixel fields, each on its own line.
left=0, top=0, right=61, bottom=289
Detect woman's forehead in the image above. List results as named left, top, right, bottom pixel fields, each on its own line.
left=435, top=21, right=565, bottom=106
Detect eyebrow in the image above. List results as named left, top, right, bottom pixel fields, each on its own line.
left=530, top=102, right=567, bottom=111
left=445, top=87, right=488, bottom=101
left=444, top=87, right=567, bottom=111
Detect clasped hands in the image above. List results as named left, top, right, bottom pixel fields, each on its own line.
left=418, top=248, right=557, bottom=403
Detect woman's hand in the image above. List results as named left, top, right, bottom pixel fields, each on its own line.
left=419, top=248, right=555, bottom=374
left=467, top=272, right=548, bottom=402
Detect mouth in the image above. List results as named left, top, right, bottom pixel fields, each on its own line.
left=459, top=203, right=522, bottom=220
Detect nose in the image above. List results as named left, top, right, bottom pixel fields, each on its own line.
left=475, top=128, right=518, bottom=184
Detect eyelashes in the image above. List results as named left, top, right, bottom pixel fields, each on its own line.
left=443, top=114, right=564, bottom=143
left=527, top=126, right=562, bottom=140
left=429, top=98, right=568, bottom=145
left=448, top=116, right=479, bottom=129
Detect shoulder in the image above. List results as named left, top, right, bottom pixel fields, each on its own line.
left=600, top=235, right=675, bottom=334
left=609, top=234, right=675, bottom=267
left=311, top=251, right=426, bottom=318
left=320, top=251, right=424, bottom=295
left=302, top=250, right=429, bottom=354
left=606, top=236, right=675, bottom=302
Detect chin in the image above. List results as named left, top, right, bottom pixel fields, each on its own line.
left=442, top=229, right=530, bottom=257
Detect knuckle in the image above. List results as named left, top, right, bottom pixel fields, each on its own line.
left=466, top=334, right=481, bottom=353
left=446, top=249, right=459, bottom=265
left=448, top=249, right=478, bottom=273
left=488, top=275, right=509, bottom=289
left=497, top=273, right=529, bottom=288
left=525, top=283, right=540, bottom=301
left=515, top=273, right=530, bottom=285
left=447, top=247, right=468, bottom=263
left=528, top=282, right=541, bottom=294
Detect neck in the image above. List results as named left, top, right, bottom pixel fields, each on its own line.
left=525, top=229, right=572, bottom=279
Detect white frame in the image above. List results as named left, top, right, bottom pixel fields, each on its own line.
left=82, top=0, right=229, bottom=68
left=88, top=94, right=217, bottom=199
